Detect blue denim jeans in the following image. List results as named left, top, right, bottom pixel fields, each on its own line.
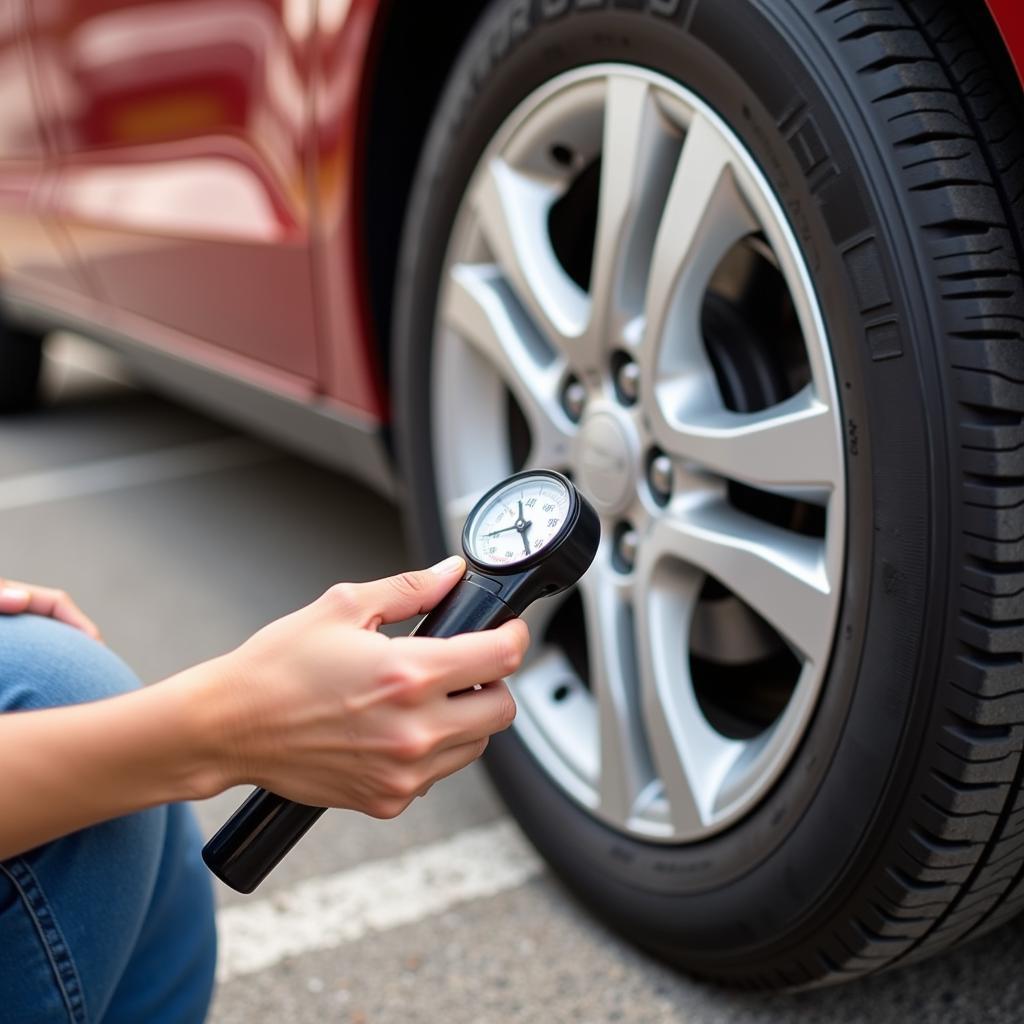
left=0, top=614, right=217, bottom=1023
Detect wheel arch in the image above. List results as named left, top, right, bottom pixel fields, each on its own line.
left=985, top=0, right=1024, bottom=91
left=360, top=1, right=1023, bottom=420
left=362, top=0, right=487, bottom=394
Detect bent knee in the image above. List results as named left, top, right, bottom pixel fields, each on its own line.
left=0, top=613, right=141, bottom=712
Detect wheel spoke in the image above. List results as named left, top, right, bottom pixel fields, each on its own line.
left=442, top=263, right=575, bottom=471
left=652, top=503, right=832, bottom=665
left=584, top=76, right=679, bottom=366
left=473, top=158, right=590, bottom=352
left=512, top=645, right=600, bottom=786
left=655, top=386, right=842, bottom=503
left=577, top=557, right=651, bottom=822
left=642, top=111, right=759, bottom=381
left=633, top=554, right=744, bottom=833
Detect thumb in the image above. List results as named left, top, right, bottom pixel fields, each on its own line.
left=330, top=556, right=466, bottom=628
left=0, top=582, right=31, bottom=615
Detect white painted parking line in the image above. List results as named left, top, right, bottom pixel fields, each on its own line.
left=0, top=437, right=277, bottom=511
left=215, top=818, right=545, bottom=982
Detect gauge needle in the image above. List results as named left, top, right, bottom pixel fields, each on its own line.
left=485, top=525, right=520, bottom=537
left=515, top=499, right=532, bottom=555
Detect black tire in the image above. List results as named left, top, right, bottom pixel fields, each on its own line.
left=393, top=0, right=1024, bottom=989
left=0, top=322, right=45, bottom=413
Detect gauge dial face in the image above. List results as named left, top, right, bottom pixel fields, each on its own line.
left=465, top=475, right=573, bottom=568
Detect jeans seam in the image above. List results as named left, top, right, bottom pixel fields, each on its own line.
left=0, top=858, right=88, bottom=1024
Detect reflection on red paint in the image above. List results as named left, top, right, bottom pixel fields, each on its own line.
left=30, top=0, right=321, bottom=380
left=309, top=0, right=384, bottom=415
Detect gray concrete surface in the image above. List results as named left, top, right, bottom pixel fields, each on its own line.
left=4, top=335, right=1024, bottom=1023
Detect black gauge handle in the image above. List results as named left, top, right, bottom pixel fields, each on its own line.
left=201, top=792, right=324, bottom=894
left=201, top=577, right=517, bottom=894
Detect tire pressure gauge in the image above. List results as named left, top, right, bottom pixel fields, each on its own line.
left=203, top=470, right=600, bottom=893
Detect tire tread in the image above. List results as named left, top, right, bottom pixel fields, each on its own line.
left=810, top=0, right=1024, bottom=980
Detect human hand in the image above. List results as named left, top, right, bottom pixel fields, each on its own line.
left=208, top=557, right=528, bottom=819
left=0, top=577, right=101, bottom=640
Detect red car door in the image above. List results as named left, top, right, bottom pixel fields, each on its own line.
left=26, top=0, right=320, bottom=387
left=0, top=1, right=83, bottom=305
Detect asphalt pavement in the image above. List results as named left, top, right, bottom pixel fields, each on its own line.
left=4, top=335, right=1024, bottom=1023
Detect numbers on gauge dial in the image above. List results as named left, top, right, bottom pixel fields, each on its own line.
left=467, top=477, right=571, bottom=567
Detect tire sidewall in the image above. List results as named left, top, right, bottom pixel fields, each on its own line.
left=393, top=0, right=948, bottom=966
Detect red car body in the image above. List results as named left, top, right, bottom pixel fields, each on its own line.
left=0, top=0, right=1021, bottom=491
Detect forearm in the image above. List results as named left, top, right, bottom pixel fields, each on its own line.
left=0, top=660, right=234, bottom=860
left=0, top=561, right=528, bottom=860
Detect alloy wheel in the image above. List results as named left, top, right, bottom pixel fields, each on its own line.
left=431, top=64, right=846, bottom=842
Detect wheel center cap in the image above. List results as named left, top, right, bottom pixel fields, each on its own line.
left=575, top=409, right=635, bottom=514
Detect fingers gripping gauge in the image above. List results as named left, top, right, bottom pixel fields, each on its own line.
left=203, top=471, right=600, bottom=893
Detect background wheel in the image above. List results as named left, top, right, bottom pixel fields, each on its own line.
left=0, top=322, right=44, bottom=413
left=393, top=0, right=1024, bottom=989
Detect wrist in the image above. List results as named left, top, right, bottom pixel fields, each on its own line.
left=164, top=653, right=256, bottom=799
